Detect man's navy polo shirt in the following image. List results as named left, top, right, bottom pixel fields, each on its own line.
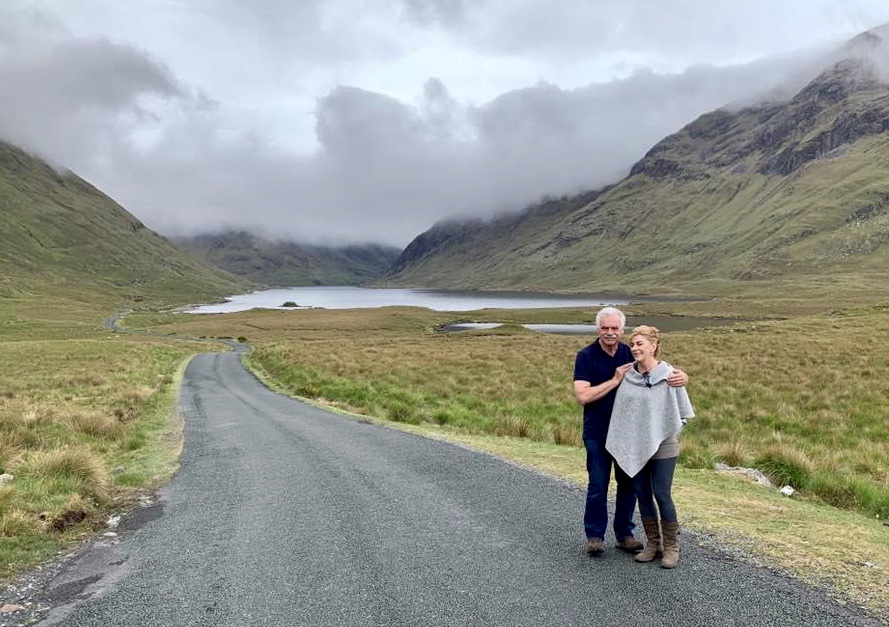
left=573, top=339, right=633, bottom=441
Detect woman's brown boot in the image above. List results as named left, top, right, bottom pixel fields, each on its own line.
left=634, top=517, right=661, bottom=563
left=660, top=520, right=680, bottom=569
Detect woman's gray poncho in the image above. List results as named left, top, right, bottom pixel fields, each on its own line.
left=605, top=360, right=695, bottom=478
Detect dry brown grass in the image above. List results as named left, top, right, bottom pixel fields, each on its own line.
left=144, top=303, right=889, bottom=515
left=13, top=447, right=111, bottom=502
left=0, top=298, right=211, bottom=577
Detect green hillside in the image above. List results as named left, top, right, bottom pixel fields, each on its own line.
left=172, top=231, right=401, bottom=287
left=0, top=141, right=253, bottom=306
left=383, top=52, right=889, bottom=307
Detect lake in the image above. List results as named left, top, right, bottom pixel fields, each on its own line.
left=185, top=286, right=627, bottom=314
left=185, top=286, right=735, bottom=333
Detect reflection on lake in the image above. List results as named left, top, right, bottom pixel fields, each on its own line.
left=185, top=286, right=627, bottom=313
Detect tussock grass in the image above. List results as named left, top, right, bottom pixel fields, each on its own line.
left=15, top=447, right=110, bottom=499
left=67, top=411, right=122, bottom=438
left=252, top=330, right=583, bottom=443
left=0, top=509, right=34, bottom=537
left=0, top=298, right=202, bottom=577
left=664, top=309, right=889, bottom=517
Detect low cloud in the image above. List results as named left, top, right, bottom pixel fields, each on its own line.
left=0, top=13, right=184, bottom=171
left=0, top=2, right=876, bottom=247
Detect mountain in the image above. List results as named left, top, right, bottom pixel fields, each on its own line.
left=382, top=26, right=889, bottom=300
left=0, top=140, right=252, bottom=304
left=172, top=231, right=402, bottom=286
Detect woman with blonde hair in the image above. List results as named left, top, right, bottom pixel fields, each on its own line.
left=605, top=325, right=694, bottom=568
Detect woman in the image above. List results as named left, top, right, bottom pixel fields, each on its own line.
left=605, top=325, right=694, bottom=568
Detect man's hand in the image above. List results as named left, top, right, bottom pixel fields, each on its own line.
left=614, top=363, right=633, bottom=383
left=667, top=368, right=688, bottom=387
left=573, top=363, right=633, bottom=405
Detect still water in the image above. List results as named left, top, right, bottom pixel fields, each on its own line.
left=185, top=286, right=627, bottom=314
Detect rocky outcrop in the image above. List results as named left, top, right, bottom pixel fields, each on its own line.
left=629, top=56, right=889, bottom=180
left=760, top=103, right=889, bottom=175
left=386, top=220, right=483, bottom=274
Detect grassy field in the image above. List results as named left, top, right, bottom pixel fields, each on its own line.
left=148, top=303, right=889, bottom=519
left=2, top=294, right=888, bottom=620
left=0, top=294, right=221, bottom=578
left=135, top=300, right=889, bottom=618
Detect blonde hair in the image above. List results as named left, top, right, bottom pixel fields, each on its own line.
left=630, top=325, right=660, bottom=357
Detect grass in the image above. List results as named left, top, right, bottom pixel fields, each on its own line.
left=658, top=308, right=889, bottom=517
left=150, top=304, right=889, bottom=520
left=2, top=294, right=888, bottom=620
left=0, top=294, right=215, bottom=578
left=137, top=300, right=889, bottom=618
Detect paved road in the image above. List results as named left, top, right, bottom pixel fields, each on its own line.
left=36, top=349, right=883, bottom=626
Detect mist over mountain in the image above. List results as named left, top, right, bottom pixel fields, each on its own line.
left=7, top=21, right=889, bottom=306
left=5, top=2, right=885, bottom=246
left=0, top=139, right=251, bottom=304
left=382, top=24, right=889, bottom=301
left=172, top=232, right=401, bottom=287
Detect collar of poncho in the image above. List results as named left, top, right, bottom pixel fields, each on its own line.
left=622, top=360, right=672, bottom=387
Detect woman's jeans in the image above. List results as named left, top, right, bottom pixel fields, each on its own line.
left=584, top=438, right=636, bottom=540
left=633, top=456, right=678, bottom=522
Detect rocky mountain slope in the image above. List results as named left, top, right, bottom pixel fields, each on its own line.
left=382, top=26, right=889, bottom=300
left=0, top=140, right=252, bottom=304
left=172, top=232, right=401, bottom=286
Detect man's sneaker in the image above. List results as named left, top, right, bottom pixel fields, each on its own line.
left=585, top=538, right=605, bottom=555
left=616, top=536, right=644, bottom=553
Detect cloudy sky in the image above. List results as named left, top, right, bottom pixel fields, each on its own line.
left=3, top=1, right=889, bottom=247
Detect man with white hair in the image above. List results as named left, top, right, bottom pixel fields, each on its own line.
left=573, top=306, right=688, bottom=555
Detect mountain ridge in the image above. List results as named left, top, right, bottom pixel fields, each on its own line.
left=0, top=140, right=253, bottom=305
left=172, top=231, right=401, bottom=287
left=380, top=28, right=889, bottom=303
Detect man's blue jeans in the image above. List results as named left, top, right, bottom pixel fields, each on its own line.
left=584, top=438, right=637, bottom=541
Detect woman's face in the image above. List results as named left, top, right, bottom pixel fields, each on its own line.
left=629, top=334, right=657, bottom=362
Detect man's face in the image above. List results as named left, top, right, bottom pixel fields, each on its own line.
left=597, top=314, right=623, bottom=349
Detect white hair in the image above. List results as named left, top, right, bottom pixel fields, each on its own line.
left=595, top=306, right=626, bottom=330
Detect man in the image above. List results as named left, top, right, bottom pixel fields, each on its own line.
left=573, top=306, right=688, bottom=555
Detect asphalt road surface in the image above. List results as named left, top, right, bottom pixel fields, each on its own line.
left=35, top=348, right=883, bottom=626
